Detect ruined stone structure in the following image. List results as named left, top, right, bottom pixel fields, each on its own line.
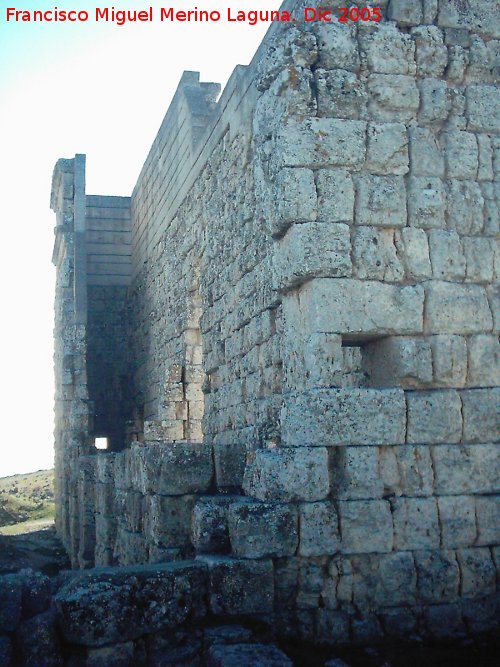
left=49, top=0, right=499, bottom=653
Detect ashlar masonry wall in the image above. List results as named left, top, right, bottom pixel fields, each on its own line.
left=51, top=0, right=500, bottom=646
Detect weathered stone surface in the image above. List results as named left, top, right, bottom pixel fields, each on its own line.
left=145, top=442, right=213, bottom=495
left=206, top=643, right=292, bottom=667
left=432, top=444, right=500, bottom=495
left=457, top=548, right=497, bottom=598
left=54, top=562, right=207, bottom=646
left=431, top=335, right=467, bottom=387
left=406, top=390, right=462, bottom=444
left=284, top=278, right=424, bottom=337
left=330, top=446, right=383, bottom=500
left=282, top=388, right=406, bottom=448
left=18, top=569, right=52, bottom=616
left=86, top=641, right=135, bottom=667
left=243, top=447, right=329, bottom=502
left=429, top=230, right=466, bottom=280
left=438, top=0, right=500, bottom=38
left=191, top=496, right=234, bottom=554
left=228, top=501, right=298, bottom=558
left=467, top=85, right=500, bottom=132
left=143, top=494, right=195, bottom=549
left=355, top=174, right=407, bottom=227
left=16, top=611, right=63, bottom=667
left=200, top=556, right=273, bottom=616
left=363, top=336, right=432, bottom=389
left=338, top=500, right=393, bottom=554
left=475, top=496, right=500, bottom=546
left=0, top=574, right=22, bottom=633
left=461, top=388, right=500, bottom=443
left=299, top=501, right=340, bottom=557
left=315, top=69, right=367, bottom=120
left=365, top=122, right=409, bottom=174
left=394, top=445, right=434, bottom=497
left=273, top=222, right=352, bottom=290
left=275, top=168, right=317, bottom=231
left=425, top=282, right=493, bottom=334
left=316, top=169, right=354, bottom=224
left=438, top=496, right=477, bottom=548
left=395, top=227, right=432, bottom=279
left=352, top=227, right=404, bottom=281
left=408, top=176, right=446, bottom=228
left=392, top=497, right=439, bottom=550
left=367, top=74, right=420, bottom=122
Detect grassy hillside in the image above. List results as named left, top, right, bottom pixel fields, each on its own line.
left=0, top=469, right=55, bottom=534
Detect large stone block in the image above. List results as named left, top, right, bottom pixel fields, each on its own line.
left=352, top=227, right=404, bottom=281
left=360, top=22, right=416, bottom=74
left=445, top=131, right=479, bottom=180
left=315, top=69, right=367, bottom=119
left=275, top=168, right=317, bottom=233
left=191, top=496, right=233, bottom=554
left=316, top=169, right=354, bottom=224
left=429, top=230, right=466, bottom=280
left=438, top=0, right=500, bottom=39
left=467, top=335, right=500, bottom=387
left=275, top=118, right=366, bottom=169
left=299, top=501, right=340, bottom=556
left=456, top=548, right=497, bottom=598
left=394, top=227, right=432, bottom=280
left=243, top=446, right=330, bottom=502
left=438, top=496, right=477, bottom=548
left=282, top=388, right=406, bottom=448
left=227, top=501, right=298, bottom=558
left=407, top=176, right=445, bottom=228
left=15, top=611, right=63, bottom=667
left=475, top=496, right=500, bottom=546
left=425, top=282, right=493, bottom=334
left=144, top=441, right=213, bottom=495
left=355, top=174, right=407, bottom=228
left=338, top=500, right=393, bottom=554
left=395, top=445, right=434, bottom=497
left=54, top=562, right=207, bottom=646
left=200, top=556, right=274, bottom=616
left=447, top=180, right=485, bottom=235
left=409, top=127, right=444, bottom=177
left=414, top=550, right=460, bottom=604
left=367, top=74, right=420, bottom=122
left=406, top=390, right=462, bottom=444
left=432, top=444, right=500, bottom=495
left=143, top=494, right=195, bottom=549
left=273, top=222, right=352, bottom=290
left=365, top=122, right=409, bottom=175
left=431, top=335, right=467, bottom=387
left=330, top=446, right=383, bottom=500
left=0, top=574, right=22, bottom=633
left=363, top=336, right=433, bottom=389
left=283, top=278, right=424, bottom=337
left=392, top=497, right=440, bottom=550
left=461, top=388, right=500, bottom=443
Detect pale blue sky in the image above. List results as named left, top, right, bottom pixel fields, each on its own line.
left=0, top=1, right=271, bottom=476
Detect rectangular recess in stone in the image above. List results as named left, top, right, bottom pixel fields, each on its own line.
left=281, top=388, right=406, bottom=447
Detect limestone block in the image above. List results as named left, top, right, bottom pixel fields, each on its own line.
left=407, top=176, right=445, bottom=228
left=274, top=168, right=317, bottom=235
left=396, top=445, right=434, bottom=496
left=283, top=331, right=343, bottom=391
left=447, top=180, right=484, bottom=235
left=54, top=561, right=207, bottom=646
left=95, top=483, right=115, bottom=517
left=243, top=446, right=330, bottom=502
left=380, top=607, right=418, bottom=639
left=283, top=278, right=424, bottom=337
left=206, top=644, right=292, bottom=667
left=438, top=495, right=477, bottom=548
left=431, top=335, right=467, bottom=387
left=366, top=122, right=409, bottom=175
left=149, top=442, right=213, bottom=495
left=276, top=118, right=366, bottom=169
left=299, top=502, right=340, bottom=556
left=414, top=550, right=460, bottom=604
left=360, top=23, right=416, bottom=74
left=406, top=390, right=462, bottom=444
left=431, top=444, right=500, bottom=495
left=363, top=336, right=433, bottom=389
left=425, top=282, right=493, bottom=334
left=95, top=452, right=117, bottom=484
left=447, top=45, right=468, bottom=84
left=316, top=169, right=354, bottom=223
left=466, top=85, right=500, bottom=132
left=355, top=175, right=407, bottom=227
left=191, top=497, right=234, bottom=554
left=227, top=501, right=298, bottom=558
left=315, top=22, right=360, bottom=72
left=143, top=419, right=184, bottom=442
left=200, top=556, right=273, bottom=616
left=368, top=74, right=420, bottom=122
left=391, top=497, right=440, bottom=550
left=273, top=222, right=352, bottom=290
left=411, top=26, right=447, bottom=77
left=475, top=496, right=500, bottom=546
left=394, top=227, right=432, bottom=280
left=95, top=514, right=117, bottom=552
left=388, top=0, right=423, bottom=25
left=86, top=642, right=134, bottom=667
left=418, top=78, right=451, bottom=125
left=352, top=227, right=404, bottom=281
left=488, top=284, right=500, bottom=331
left=143, top=495, right=195, bottom=549
left=438, top=0, right=500, bottom=39
left=15, top=612, right=63, bottom=667
left=281, top=388, right=406, bottom=448
left=316, top=610, right=350, bottom=644
left=463, top=237, right=494, bottom=283
left=456, top=548, right=497, bottom=598
left=467, top=335, right=500, bottom=387
left=408, top=127, right=444, bottom=176
left=461, top=388, right=500, bottom=443
left=429, top=229, right=466, bottom=280
left=315, top=69, right=367, bottom=120
left=338, top=500, right=393, bottom=553
left=445, top=132, right=479, bottom=180
left=350, top=552, right=417, bottom=607
left=330, top=446, right=383, bottom=500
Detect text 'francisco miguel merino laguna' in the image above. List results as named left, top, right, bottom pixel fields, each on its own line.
left=5, top=6, right=298, bottom=26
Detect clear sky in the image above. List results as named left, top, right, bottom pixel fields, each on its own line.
left=0, top=0, right=272, bottom=477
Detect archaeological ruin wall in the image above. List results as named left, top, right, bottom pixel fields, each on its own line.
left=51, top=0, right=500, bottom=645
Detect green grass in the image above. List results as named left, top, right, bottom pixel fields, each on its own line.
left=0, top=469, right=55, bottom=534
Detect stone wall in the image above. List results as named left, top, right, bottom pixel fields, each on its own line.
left=51, top=0, right=500, bottom=646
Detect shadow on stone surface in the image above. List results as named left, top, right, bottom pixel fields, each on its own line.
left=0, top=527, right=70, bottom=576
